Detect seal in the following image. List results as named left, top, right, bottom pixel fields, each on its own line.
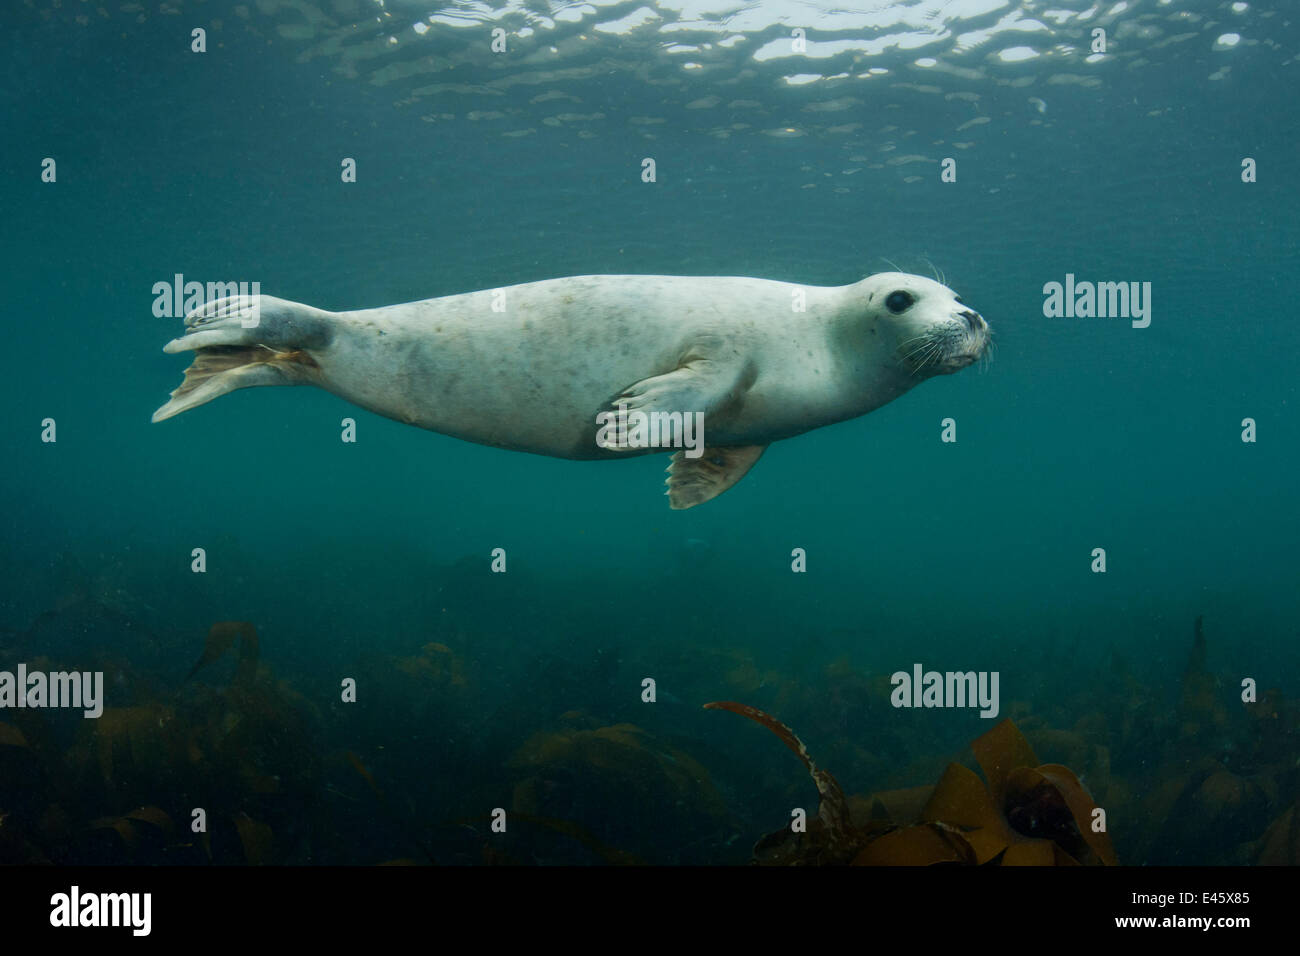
left=153, top=272, right=989, bottom=508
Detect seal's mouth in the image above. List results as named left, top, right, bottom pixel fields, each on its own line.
left=897, top=309, right=991, bottom=376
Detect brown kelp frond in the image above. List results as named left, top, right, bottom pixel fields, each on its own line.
left=925, top=719, right=1117, bottom=866
left=233, top=812, right=273, bottom=865
left=87, top=806, right=177, bottom=858
left=1259, top=800, right=1300, bottom=864
left=496, top=812, right=645, bottom=866
left=124, top=805, right=175, bottom=837
left=1018, top=763, right=1119, bottom=866
left=346, top=750, right=384, bottom=800
left=852, top=821, right=977, bottom=865
left=704, top=700, right=851, bottom=839
left=919, top=762, right=1014, bottom=865
left=1177, top=614, right=1226, bottom=740
left=710, top=703, right=1118, bottom=866
left=508, top=721, right=728, bottom=863
left=969, top=717, right=1040, bottom=807
left=185, top=621, right=259, bottom=684
left=344, top=751, right=438, bottom=865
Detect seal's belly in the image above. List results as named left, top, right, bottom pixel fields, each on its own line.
left=313, top=275, right=814, bottom=458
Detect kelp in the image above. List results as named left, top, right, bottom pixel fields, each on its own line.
left=508, top=721, right=728, bottom=863
left=1135, top=757, right=1271, bottom=864
left=703, top=702, right=851, bottom=837
left=707, top=701, right=1117, bottom=866
left=90, top=705, right=179, bottom=786
left=87, top=806, right=177, bottom=859
left=1123, top=616, right=1283, bottom=863
left=1176, top=615, right=1226, bottom=741
left=393, top=642, right=467, bottom=689
left=346, top=750, right=384, bottom=799
left=706, top=700, right=887, bottom=864
left=960, top=720, right=1116, bottom=865
left=344, top=750, right=439, bottom=865
left=46, top=621, right=322, bottom=864
left=233, top=812, right=273, bottom=865
left=185, top=621, right=259, bottom=684
left=0, top=809, right=50, bottom=865
left=1021, top=726, right=1113, bottom=805
left=703, top=701, right=862, bottom=863
left=852, top=820, right=977, bottom=865
left=1258, top=800, right=1300, bottom=865
left=510, top=723, right=726, bottom=820
left=0, top=722, right=28, bottom=748
left=449, top=811, right=645, bottom=866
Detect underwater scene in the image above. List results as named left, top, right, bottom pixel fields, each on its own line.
left=2, top=0, right=1298, bottom=887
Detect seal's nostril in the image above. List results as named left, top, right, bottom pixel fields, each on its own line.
left=958, top=309, right=983, bottom=331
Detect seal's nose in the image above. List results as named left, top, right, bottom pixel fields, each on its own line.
left=959, top=309, right=985, bottom=332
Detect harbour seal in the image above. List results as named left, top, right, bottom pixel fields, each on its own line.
left=153, top=272, right=989, bottom=508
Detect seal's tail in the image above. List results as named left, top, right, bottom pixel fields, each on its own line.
left=152, top=294, right=330, bottom=423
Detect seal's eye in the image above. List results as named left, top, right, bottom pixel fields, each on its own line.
left=885, top=290, right=914, bottom=314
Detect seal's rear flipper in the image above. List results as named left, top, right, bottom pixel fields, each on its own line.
left=151, top=345, right=318, bottom=422
left=666, top=445, right=767, bottom=510
left=152, top=294, right=329, bottom=422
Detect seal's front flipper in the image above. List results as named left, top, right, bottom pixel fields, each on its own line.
left=152, top=295, right=332, bottom=422
left=607, top=355, right=756, bottom=432
left=666, top=445, right=767, bottom=510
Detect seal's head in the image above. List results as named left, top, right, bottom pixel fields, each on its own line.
left=862, top=272, right=990, bottom=376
